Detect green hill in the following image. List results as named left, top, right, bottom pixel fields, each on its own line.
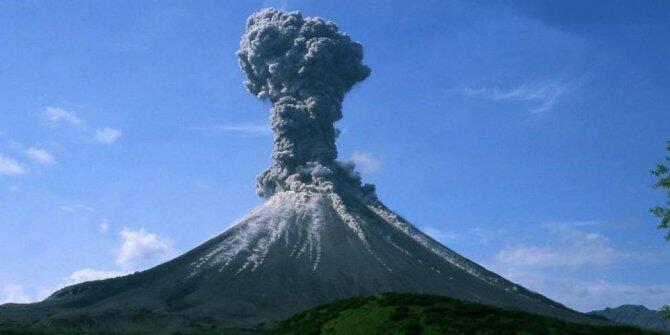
left=0, top=293, right=662, bottom=334
left=269, top=293, right=662, bottom=335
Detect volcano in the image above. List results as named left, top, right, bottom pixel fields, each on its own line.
left=0, top=8, right=599, bottom=333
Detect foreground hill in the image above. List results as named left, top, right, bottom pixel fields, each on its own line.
left=270, top=293, right=660, bottom=335
left=589, top=305, right=670, bottom=333
left=0, top=293, right=656, bottom=335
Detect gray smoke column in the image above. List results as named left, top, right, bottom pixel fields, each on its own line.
left=238, top=8, right=375, bottom=198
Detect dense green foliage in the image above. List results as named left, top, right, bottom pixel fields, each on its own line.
left=651, top=141, right=670, bottom=240
left=0, top=327, right=107, bottom=335
left=0, top=325, right=251, bottom=335
left=1, top=293, right=663, bottom=334
left=269, top=293, right=662, bottom=335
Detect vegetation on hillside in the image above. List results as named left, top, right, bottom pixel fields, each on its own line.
left=651, top=140, right=670, bottom=240
left=650, top=141, right=670, bottom=321
left=2, top=293, right=664, bottom=334
left=0, top=325, right=252, bottom=335
left=0, top=327, right=104, bottom=335
left=660, top=305, right=670, bottom=322
left=269, top=293, right=663, bottom=335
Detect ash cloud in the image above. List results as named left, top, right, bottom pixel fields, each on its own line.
left=238, top=8, right=375, bottom=198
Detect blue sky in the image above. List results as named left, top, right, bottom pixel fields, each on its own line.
left=1, top=0, right=669, bottom=312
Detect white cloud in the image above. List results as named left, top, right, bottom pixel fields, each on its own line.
left=494, top=224, right=654, bottom=268
left=94, top=127, right=122, bottom=144
left=31, top=267, right=129, bottom=301
left=189, top=124, right=272, bottom=137
left=7, top=228, right=173, bottom=303
left=493, top=266, right=670, bottom=312
left=59, top=204, right=94, bottom=213
left=463, top=82, right=567, bottom=114
left=99, top=220, right=110, bottom=233
left=59, top=206, right=75, bottom=212
left=0, top=154, right=25, bottom=176
left=0, top=284, right=32, bottom=304
left=115, top=228, right=174, bottom=270
left=25, top=147, right=56, bottom=165
left=0, top=228, right=169, bottom=304
left=43, top=107, right=84, bottom=128
left=480, top=221, right=670, bottom=311
left=64, top=268, right=127, bottom=286
left=42, top=106, right=121, bottom=144
left=349, top=152, right=381, bottom=173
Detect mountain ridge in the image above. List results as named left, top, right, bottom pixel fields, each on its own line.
left=589, top=305, right=670, bottom=333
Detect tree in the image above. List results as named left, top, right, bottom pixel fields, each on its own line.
left=651, top=144, right=670, bottom=323
left=651, top=141, right=670, bottom=240
left=659, top=305, right=670, bottom=321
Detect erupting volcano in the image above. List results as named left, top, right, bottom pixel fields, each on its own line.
left=0, top=8, right=598, bottom=333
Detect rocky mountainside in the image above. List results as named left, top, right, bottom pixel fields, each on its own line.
left=589, top=305, right=670, bottom=333
left=0, top=190, right=600, bottom=333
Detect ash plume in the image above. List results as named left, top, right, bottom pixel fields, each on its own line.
left=237, top=8, right=375, bottom=198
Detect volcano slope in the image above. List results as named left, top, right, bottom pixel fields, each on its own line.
left=0, top=189, right=602, bottom=332
left=1, top=8, right=603, bottom=333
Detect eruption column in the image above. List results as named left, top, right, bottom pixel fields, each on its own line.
left=237, top=8, right=374, bottom=198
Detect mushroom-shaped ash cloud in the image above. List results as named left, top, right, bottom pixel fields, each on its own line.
left=238, top=8, right=374, bottom=199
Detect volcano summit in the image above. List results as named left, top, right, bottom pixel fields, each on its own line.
left=0, top=8, right=598, bottom=333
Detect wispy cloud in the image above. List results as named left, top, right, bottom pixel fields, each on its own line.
left=94, top=127, right=122, bottom=144
left=43, top=106, right=122, bottom=145
left=494, top=223, right=658, bottom=268
left=349, top=152, right=381, bottom=173
left=0, top=284, right=32, bottom=304
left=492, top=266, right=670, bottom=311
left=0, top=154, right=25, bottom=176
left=480, top=221, right=670, bottom=311
left=189, top=124, right=272, bottom=137
left=463, top=82, right=567, bottom=114
left=64, top=268, right=128, bottom=286
left=43, top=107, right=85, bottom=128
left=2, top=227, right=174, bottom=303
left=115, top=228, right=174, bottom=270
left=25, top=147, right=56, bottom=165
left=59, top=204, right=94, bottom=213
left=24, top=267, right=129, bottom=302
left=99, top=219, right=110, bottom=233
